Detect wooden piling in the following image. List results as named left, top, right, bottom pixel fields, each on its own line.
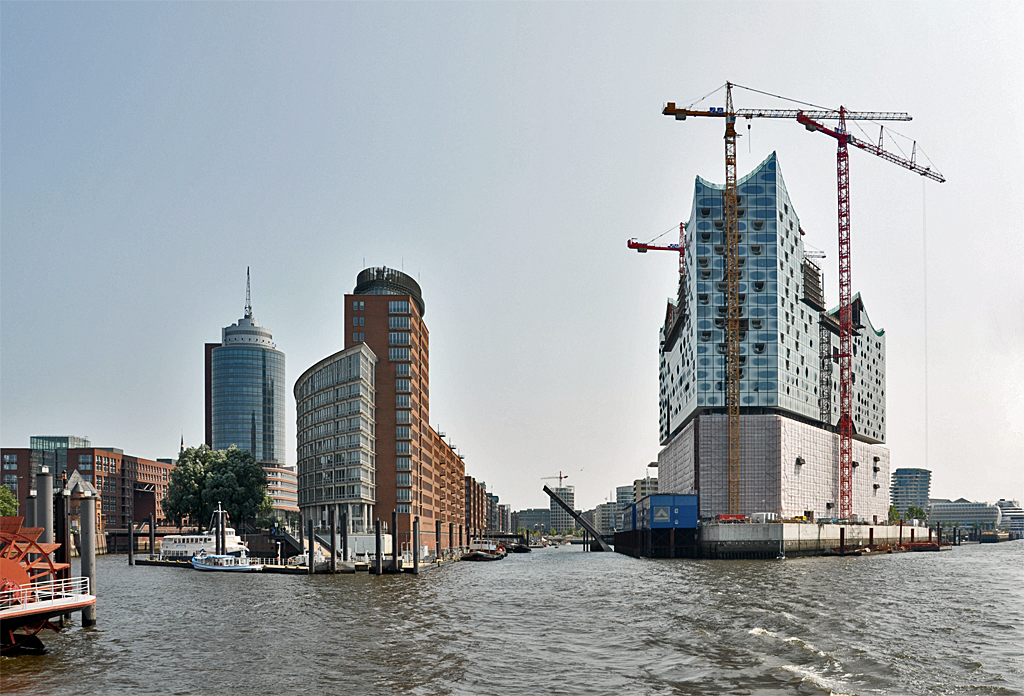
left=307, top=518, right=314, bottom=575
left=329, top=508, right=337, bottom=574
left=128, top=518, right=135, bottom=566
left=149, top=513, right=156, bottom=559
left=391, top=510, right=399, bottom=572
left=374, top=519, right=382, bottom=575
left=413, top=517, right=420, bottom=574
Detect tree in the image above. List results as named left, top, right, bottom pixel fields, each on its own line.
left=906, top=506, right=927, bottom=522
left=204, top=446, right=273, bottom=528
left=0, top=486, right=19, bottom=516
left=888, top=505, right=901, bottom=523
left=165, top=445, right=273, bottom=531
left=163, top=446, right=217, bottom=528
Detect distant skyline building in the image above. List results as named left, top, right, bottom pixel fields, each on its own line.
left=205, top=270, right=286, bottom=466
left=513, top=508, right=550, bottom=535
left=655, top=153, right=890, bottom=521
left=634, top=477, right=658, bottom=503
left=890, top=468, right=931, bottom=515
left=549, top=485, right=575, bottom=532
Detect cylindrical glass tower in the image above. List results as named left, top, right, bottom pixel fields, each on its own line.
left=210, top=299, right=286, bottom=466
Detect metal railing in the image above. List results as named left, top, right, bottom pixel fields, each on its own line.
left=0, top=576, right=91, bottom=611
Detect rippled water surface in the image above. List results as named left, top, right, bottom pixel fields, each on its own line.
left=2, top=541, right=1022, bottom=695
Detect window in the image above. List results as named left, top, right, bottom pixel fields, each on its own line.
left=396, top=379, right=411, bottom=392
left=396, top=442, right=411, bottom=455
left=353, top=332, right=359, bottom=342
left=397, top=489, right=412, bottom=502
left=359, top=301, right=365, bottom=310
left=395, top=363, right=410, bottom=377
left=396, top=394, right=411, bottom=408
left=353, top=317, right=359, bottom=326
left=396, top=426, right=411, bottom=439
left=396, top=410, right=411, bottom=424
left=359, top=333, right=364, bottom=342
left=389, top=316, right=410, bottom=330
left=389, top=300, right=410, bottom=314
left=389, top=348, right=410, bottom=361
left=397, top=504, right=411, bottom=514
left=396, top=457, right=412, bottom=471
left=397, top=473, right=411, bottom=486
left=390, top=332, right=410, bottom=345
left=353, top=301, right=359, bottom=310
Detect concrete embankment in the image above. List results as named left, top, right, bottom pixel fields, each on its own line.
left=702, top=522, right=934, bottom=559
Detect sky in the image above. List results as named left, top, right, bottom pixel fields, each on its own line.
left=2, top=2, right=1022, bottom=512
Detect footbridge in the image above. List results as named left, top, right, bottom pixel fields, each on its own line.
left=542, top=485, right=612, bottom=552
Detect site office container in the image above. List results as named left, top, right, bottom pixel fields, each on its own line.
left=628, top=495, right=699, bottom=530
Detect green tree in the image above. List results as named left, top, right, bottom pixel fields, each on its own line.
left=888, top=505, right=901, bottom=523
left=163, top=445, right=218, bottom=528
left=203, top=446, right=272, bottom=531
left=906, top=505, right=927, bottom=522
left=0, top=486, right=19, bottom=516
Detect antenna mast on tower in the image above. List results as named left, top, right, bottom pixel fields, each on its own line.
left=245, top=267, right=252, bottom=318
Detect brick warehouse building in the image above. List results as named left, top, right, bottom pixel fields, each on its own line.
left=343, top=267, right=468, bottom=552
left=2, top=439, right=175, bottom=531
left=465, top=475, right=487, bottom=540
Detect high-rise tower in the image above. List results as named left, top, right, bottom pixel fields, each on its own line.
left=206, top=269, right=287, bottom=467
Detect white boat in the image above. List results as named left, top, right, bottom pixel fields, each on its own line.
left=191, top=549, right=262, bottom=572
left=159, top=527, right=249, bottom=561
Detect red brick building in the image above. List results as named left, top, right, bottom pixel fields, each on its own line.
left=344, top=267, right=466, bottom=552
left=2, top=444, right=175, bottom=531
left=465, top=475, right=487, bottom=541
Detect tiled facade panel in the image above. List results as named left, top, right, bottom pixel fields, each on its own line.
left=696, top=415, right=782, bottom=518
left=820, top=311, right=886, bottom=443
left=779, top=416, right=889, bottom=521
left=657, top=420, right=695, bottom=495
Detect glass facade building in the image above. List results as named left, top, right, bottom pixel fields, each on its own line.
left=209, top=285, right=286, bottom=466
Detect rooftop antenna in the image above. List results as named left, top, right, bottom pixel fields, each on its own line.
left=245, top=267, right=252, bottom=318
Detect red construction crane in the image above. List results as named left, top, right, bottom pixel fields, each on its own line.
left=658, top=82, right=939, bottom=517
left=541, top=472, right=570, bottom=486
left=796, top=109, right=944, bottom=520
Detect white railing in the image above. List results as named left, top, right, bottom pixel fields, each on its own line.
left=0, top=576, right=91, bottom=612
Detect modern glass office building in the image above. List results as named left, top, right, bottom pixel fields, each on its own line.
left=890, top=468, right=931, bottom=515
left=206, top=273, right=286, bottom=467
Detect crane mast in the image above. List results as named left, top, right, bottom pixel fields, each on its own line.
left=723, top=85, right=742, bottom=515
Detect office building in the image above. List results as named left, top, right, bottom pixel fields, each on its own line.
left=206, top=271, right=290, bottom=516
left=497, top=504, right=511, bottom=533
left=549, top=485, right=575, bottom=533
left=927, top=499, right=1002, bottom=528
left=634, top=477, right=658, bottom=503
left=655, top=153, right=890, bottom=521
left=295, top=344, right=378, bottom=533
left=513, top=508, right=550, bottom=535
left=486, top=492, right=500, bottom=532
left=344, top=266, right=466, bottom=551
left=890, top=468, right=931, bottom=516
left=595, top=502, right=619, bottom=535
left=465, top=475, right=487, bottom=539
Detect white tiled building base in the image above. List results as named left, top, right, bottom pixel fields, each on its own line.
left=659, top=414, right=889, bottom=521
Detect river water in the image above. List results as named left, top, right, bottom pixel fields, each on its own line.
left=2, top=541, right=1021, bottom=695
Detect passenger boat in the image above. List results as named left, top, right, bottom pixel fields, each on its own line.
left=160, top=526, right=249, bottom=561
left=462, top=539, right=504, bottom=562
left=191, top=549, right=262, bottom=572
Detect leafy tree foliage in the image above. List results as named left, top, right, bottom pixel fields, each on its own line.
left=164, top=445, right=272, bottom=529
left=906, top=505, right=927, bottom=522
left=888, top=505, right=901, bottom=523
left=0, top=486, right=19, bottom=516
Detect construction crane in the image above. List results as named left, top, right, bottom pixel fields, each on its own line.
left=660, top=82, right=918, bottom=516
left=795, top=109, right=944, bottom=520
left=541, top=472, right=570, bottom=486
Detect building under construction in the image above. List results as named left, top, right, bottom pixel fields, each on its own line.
left=656, top=153, right=890, bottom=523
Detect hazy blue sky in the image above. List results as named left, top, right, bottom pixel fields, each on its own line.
left=2, top=2, right=1021, bottom=511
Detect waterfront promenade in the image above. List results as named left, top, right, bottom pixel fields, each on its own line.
left=1, top=542, right=1021, bottom=695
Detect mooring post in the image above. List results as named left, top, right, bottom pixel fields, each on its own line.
left=220, top=509, right=227, bottom=556
left=128, top=518, right=135, bottom=565
left=25, top=491, right=37, bottom=529
left=911, top=528, right=915, bottom=543
left=307, top=518, right=315, bottom=575
left=391, top=510, right=399, bottom=572
left=839, top=526, right=845, bottom=556
left=38, top=467, right=54, bottom=544
left=329, top=507, right=337, bottom=574
left=435, top=519, right=442, bottom=561
left=459, top=524, right=464, bottom=549
left=869, top=527, right=874, bottom=547
left=149, top=513, right=156, bottom=559
left=374, top=519, right=383, bottom=575
left=413, top=516, right=420, bottom=574
left=81, top=493, right=97, bottom=627
left=899, top=521, right=903, bottom=545
left=341, top=511, right=348, bottom=563
left=449, top=523, right=453, bottom=553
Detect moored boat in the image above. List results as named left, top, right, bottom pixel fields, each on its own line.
left=462, top=539, right=504, bottom=561
left=191, top=549, right=262, bottom=572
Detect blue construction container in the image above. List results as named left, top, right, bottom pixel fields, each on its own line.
left=628, top=494, right=698, bottom=530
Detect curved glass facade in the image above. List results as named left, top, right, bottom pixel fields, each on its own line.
left=211, top=345, right=286, bottom=464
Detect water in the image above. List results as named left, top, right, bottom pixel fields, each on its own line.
left=2, top=542, right=1021, bottom=695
